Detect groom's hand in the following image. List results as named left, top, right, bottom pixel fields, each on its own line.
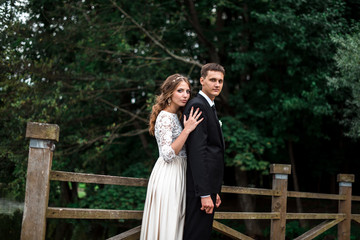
left=215, top=194, right=221, bottom=208
left=200, top=196, right=214, bottom=214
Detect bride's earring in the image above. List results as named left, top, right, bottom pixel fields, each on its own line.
left=167, top=98, right=171, bottom=106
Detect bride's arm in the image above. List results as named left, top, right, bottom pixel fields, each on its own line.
left=171, top=107, right=203, bottom=155
left=157, top=108, right=203, bottom=162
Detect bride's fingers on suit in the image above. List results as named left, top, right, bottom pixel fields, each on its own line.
left=191, top=112, right=201, bottom=122
left=192, top=107, right=198, bottom=114
left=190, top=108, right=199, bottom=119
left=196, top=118, right=204, bottom=125
left=194, top=111, right=202, bottom=119
left=189, top=106, right=194, bottom=116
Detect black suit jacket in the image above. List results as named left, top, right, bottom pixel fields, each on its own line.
left=184, top=93, right=224, bottom=197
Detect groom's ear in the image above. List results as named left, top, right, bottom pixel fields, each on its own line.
left=199, top=77, right=204, bottom=86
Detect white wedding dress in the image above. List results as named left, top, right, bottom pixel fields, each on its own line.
left=140, top=111, right=187, bottom=240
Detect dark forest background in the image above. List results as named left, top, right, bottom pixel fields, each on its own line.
left=1, top=0, right=360, bottom=239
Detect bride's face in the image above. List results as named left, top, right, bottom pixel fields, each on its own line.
left=171, top=81, right=190, bottom=108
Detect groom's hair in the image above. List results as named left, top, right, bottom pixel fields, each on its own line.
left=201, top=63, right=225, bottom=78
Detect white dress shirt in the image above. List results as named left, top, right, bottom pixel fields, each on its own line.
left=199, top=90, right=214, bottom=107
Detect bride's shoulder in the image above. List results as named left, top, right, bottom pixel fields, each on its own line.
left=155, top=111, right=177, bottom=130
left=159, top=110, right=176, bottom=117
left=156, top=110, right=174, bottom=121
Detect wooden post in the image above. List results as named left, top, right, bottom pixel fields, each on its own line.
left=337, top=174, right=354, bottom=240
left=21, top=122, right=60, bottom=240
left=270, top=164, right=291, bottom=240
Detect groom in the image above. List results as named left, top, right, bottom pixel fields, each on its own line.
left=183, top=63, right=225, bottom=240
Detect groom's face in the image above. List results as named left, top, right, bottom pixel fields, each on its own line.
left=200, top=70, right=224, bottom=101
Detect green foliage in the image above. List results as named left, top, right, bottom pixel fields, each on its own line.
left=265, top=221, right=360, bottom=239
left=228, top=0, right=342, bottom=139
left=328, top=28, right=360, bottom=138
left=77, top=184, right=147, bottom=211
left=1, top=0, right=354, bottom=199
left=1, top=0, right=360, bottom=238
left=222, top=116, right=273, bottom=173
left=76, top=162, right=149, bottom=210
left=285, top=221, right=307, bottom=239
left=0, top=211, right=22, bottom=240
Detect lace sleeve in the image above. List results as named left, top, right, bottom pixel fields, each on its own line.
left=155, top=113, right=176, bottom=163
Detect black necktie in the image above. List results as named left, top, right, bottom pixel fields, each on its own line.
left=212, top=105, right=225, bottom=147
left=212, top=105, right=219, bottom=120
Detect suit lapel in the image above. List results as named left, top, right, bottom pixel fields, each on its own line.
left=212, top=104, right=225, bottom=149
left=196, top=94, right=225, bottom=149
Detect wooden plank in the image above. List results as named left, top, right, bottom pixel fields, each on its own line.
left=352, top=214, right=360, bottom=224
left=337, top=174, right=353, bottom=240
left=270, top=164, right=291, bottom=174
left=352, top=196, right=360, bottom=201
left=46, top=207, right=143, bottom=219
left=107, top=225, right=141, bottom=240
left=270, top=164, right=290, bottom=240
left=286, top=213, right=346, bottom=220
left=212, top=220, right=254, bottom=240
left=50, top=171, right=148, bottom=187
left=214, top=212, right=279, bottom=220
left=288, top=191, right=346, bottom=200
left=221, top=185, right=280, bottom=196
left=337, top=174, right=355, bottom=183
left=26, top=122, right=60, bottom=142
left=294, top=219, right=343, bottom=240
left=21, top=147, right=54, bottom=240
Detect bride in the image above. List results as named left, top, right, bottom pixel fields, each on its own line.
left=140, top=74, right=203, bottom=240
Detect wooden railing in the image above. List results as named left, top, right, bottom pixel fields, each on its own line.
left=20, top=122, right=360, bottom=240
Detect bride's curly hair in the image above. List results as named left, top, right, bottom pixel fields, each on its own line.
left=149, top=74, right=191, bottom=136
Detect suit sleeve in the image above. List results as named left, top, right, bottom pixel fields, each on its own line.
left=184, top=103, right=211, bottom=196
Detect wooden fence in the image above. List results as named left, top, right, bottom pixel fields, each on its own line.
left=20, top=122, right=360, bottom=240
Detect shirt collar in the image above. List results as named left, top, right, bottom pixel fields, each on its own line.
left=199, top=90, right=214, bottom=107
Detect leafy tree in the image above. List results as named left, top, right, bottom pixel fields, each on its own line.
left=219, top=0, right=351, bottom=231
left=328, top=28, right=360, bottom=138
left=2, top=0, right=360, bottom=238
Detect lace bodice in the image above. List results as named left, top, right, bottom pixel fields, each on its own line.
left=154, top=111, right=187, bottom=162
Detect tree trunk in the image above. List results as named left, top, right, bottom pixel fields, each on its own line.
left=235, top=167, right=262, bottom=237
left=133, top=121, right=152, bottom=158
left=52, top=182, right=78, bottom=240
left=60, top=181, right=78, bottom=204
left=54, top=221, right=73, bottom=240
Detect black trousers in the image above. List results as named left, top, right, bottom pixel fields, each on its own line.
left=183, top=193, right=216, bottom=240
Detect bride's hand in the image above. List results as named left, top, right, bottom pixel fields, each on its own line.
left=183, top=107, right=203, bottom=133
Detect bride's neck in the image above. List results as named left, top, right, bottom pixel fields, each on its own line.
left=164, top=105, right=178, bottom=113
